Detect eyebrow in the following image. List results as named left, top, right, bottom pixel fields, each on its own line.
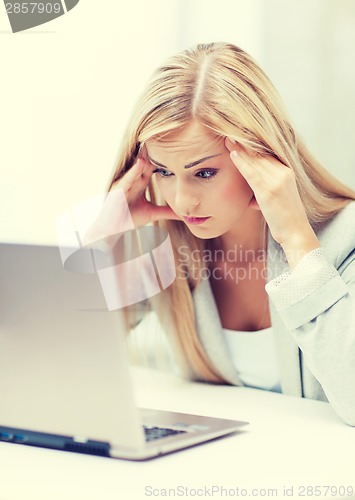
left=148, top=154, right=223, bottom=170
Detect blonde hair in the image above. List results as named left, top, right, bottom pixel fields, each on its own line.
left=109, top=42, right=355, bottom=382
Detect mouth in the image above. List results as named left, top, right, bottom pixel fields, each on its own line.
left=182, top=216, right=211, bottom=225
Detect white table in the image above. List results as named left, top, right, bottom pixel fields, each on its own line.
left=0, top=367, right=354, bottom=500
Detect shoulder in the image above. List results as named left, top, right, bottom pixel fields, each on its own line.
left=314, top=201, right=355, bottom=268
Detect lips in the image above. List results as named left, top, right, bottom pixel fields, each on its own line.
left=183, top=216, right=211, bottom=225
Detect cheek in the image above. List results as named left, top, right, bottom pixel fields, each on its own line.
left=155, top=179, right=173, bottom=203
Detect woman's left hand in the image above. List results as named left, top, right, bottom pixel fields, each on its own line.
left=225, top=137, right=320, bottom=268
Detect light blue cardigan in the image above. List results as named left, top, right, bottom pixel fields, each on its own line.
left=191, top=201, right=355, bottom=426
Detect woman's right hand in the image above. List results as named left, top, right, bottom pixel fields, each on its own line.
left=83, top=155, right=179, bottom=246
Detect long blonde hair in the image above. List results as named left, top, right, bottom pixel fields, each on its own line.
left=109, top=42, right=355, bottom=382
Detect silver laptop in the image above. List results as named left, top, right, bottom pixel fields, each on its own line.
left=0, top=242, right=248, bottom=460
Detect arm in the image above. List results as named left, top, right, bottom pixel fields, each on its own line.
left=225, top=137, right=355, bottom=425
left=266, top=246, right=355, bottom=426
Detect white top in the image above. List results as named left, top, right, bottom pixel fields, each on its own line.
left=222, top=327, right=281, bottom=392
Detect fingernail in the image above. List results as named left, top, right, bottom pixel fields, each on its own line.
left=228, top=137, right=236, bottom=143
left=231, top=150, right=238, bottom=158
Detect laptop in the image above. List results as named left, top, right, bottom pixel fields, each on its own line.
left=0, top=241, right=248, bottom=460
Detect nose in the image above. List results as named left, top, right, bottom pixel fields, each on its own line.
left=174, top=180, right=200, bottom=215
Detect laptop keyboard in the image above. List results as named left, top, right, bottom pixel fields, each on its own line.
left=143, top=425, right=187, bottom=442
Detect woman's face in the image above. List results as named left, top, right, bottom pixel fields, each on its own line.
left=146, top=121, right=256, bottom=240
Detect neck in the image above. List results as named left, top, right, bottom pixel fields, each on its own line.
left=213, top=208, right=266, bottom=262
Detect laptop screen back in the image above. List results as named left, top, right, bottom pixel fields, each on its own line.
left=0, top=242, right=145, bottom=449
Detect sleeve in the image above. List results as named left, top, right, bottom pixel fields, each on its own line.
left=265, top=246, right=355, bottom=426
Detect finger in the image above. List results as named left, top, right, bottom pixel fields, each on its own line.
left=224, top=136, right=237, bottom=152
left=225, top=137, right=261, bottom=172
left=226, top=136, right=274, bottom=169
left=230, top=149, right=262, bottom=189
left=132, top=158, right=156, bottom=195
left=111, top=160, right=144, bottom=192
left=139, top=143, right=149, bottom=162
left=115, top=158, right=154, bottom=199
left=235, top=147, right=294, bottom=196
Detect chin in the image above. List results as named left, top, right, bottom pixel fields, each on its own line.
left=186, top=226, right=224, bottom=240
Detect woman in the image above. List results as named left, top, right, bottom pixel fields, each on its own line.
left=86, top=42, right=355, bottom=425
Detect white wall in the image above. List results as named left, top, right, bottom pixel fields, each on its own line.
left=174, top=0, right=263, bottom=56
left=259, top=0, right=355, bottom=188
left=0, top=0, right=181, bottom=244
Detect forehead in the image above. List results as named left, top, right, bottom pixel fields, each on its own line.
left=146, top=121, right=225, bottom=160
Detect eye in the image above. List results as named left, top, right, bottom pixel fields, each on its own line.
left=196, top=169, right=218, bottom=180
left=153, top=168, right=173, bottom=178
